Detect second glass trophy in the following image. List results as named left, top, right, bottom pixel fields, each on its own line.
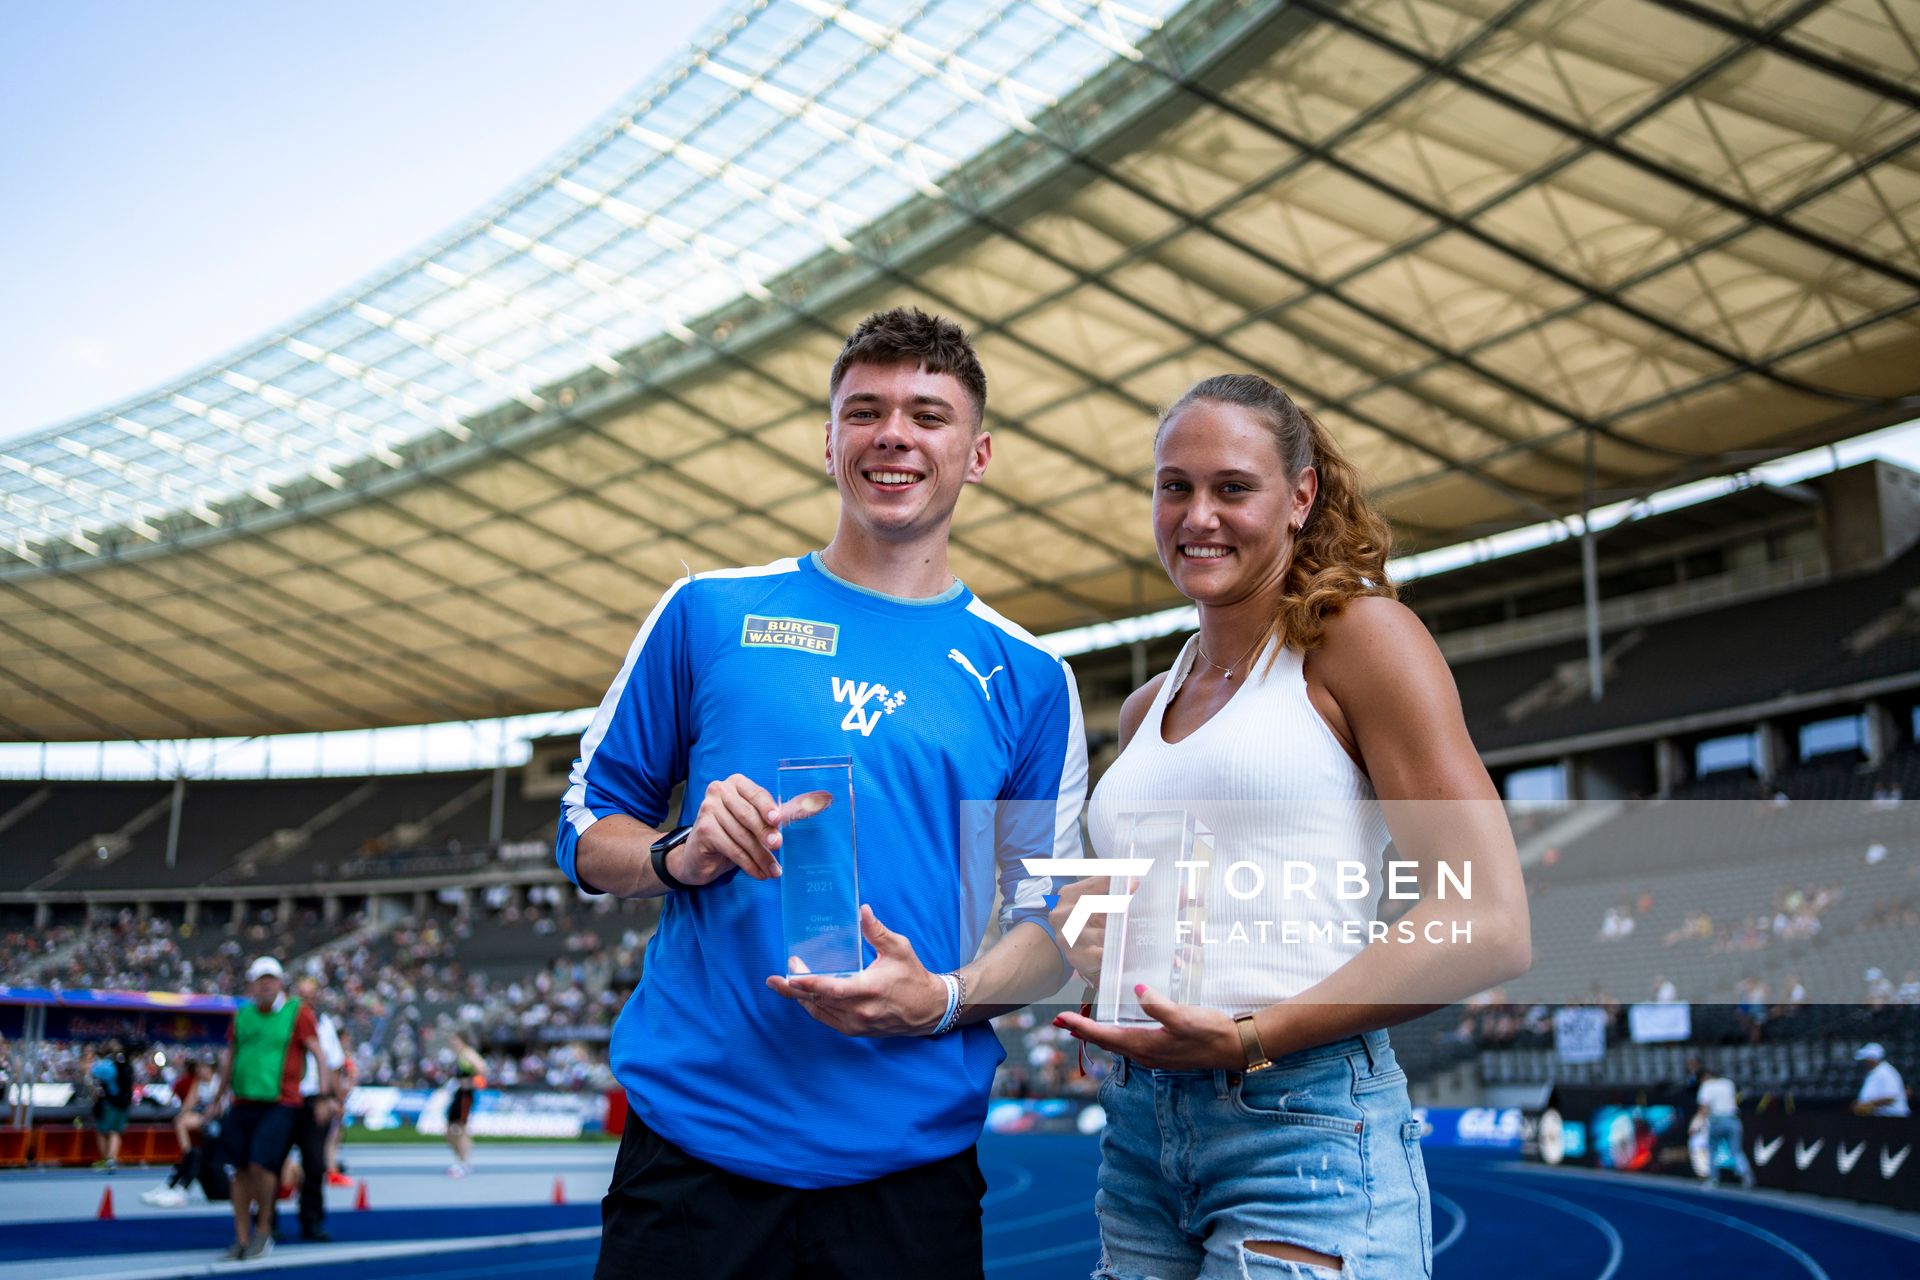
left=1095, top=809, right=1214, bottom=1023
left=776, top=756, right=863, bottom=977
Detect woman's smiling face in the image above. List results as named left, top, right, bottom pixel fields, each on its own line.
left=1152, top=398, right=1315, bottom=608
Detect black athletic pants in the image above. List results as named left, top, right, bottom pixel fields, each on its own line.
left=594, top=1115, right=986, bottom=1280
left=292, top=1096, right=328, bottom=1237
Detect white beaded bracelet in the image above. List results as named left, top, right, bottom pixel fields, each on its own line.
left=933, top=972, right=962, bottom=1035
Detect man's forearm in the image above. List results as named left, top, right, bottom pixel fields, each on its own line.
left=576, top=814, right=672, bottom=898
left=954, top=921, right=1068, bottom=1025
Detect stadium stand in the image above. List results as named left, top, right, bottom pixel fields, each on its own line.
left=0, top=783, right=170, bottom=891
left=1453, top=541, right=1920, bottom=754
left=1, top=769, right=556, bottom=894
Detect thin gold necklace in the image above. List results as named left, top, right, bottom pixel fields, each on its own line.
left=1194, top=630, right=1266, bottom=681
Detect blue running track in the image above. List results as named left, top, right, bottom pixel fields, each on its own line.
left=6, top=1138, right=1918, bottom=1277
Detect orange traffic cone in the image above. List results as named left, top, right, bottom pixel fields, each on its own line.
left=97, top=1187, right=114, bottom=1220
left=552, top=1176, right=566, bottom=1206
left=354, top=1180, right=370, bottom=1211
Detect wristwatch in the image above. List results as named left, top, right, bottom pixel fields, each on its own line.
left=1234, top=1013, right=1274, bottom=1073
left=650, top=826, right=698, bottom=893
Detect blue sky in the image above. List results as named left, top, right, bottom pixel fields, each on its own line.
left=0, top=0, right=718, bottom=442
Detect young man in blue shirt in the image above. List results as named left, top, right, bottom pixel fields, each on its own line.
left=557, top=307, right=1088, bottom=1279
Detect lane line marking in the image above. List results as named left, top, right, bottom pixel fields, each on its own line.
left=1431, top=1191, right=1468, bottom=1257
left=1444, top=1176, right=1624, bottom=1280
left=1478, top=1159, right=1920, bottom=1245
left=1522, top=1179, right=1830, bottom=1280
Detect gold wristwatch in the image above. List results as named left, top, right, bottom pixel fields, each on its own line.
left=1234, top=1013, right=1273, bottom=1072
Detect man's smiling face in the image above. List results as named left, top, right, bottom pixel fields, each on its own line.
left=824, top=359, right=990, bottom=548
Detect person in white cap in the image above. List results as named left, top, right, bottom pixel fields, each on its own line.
left=210, top=956, right=330, bottom=1261
left=1854, top=1043, right=1910, bottom=1117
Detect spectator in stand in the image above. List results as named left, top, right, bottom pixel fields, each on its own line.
left=1898, top=971, right=1920, bottom=1005
left=1771, top=973, right=1808, bottom=1025
left=1664, top=909, right=1713, bottom=946
left=1866, top=968, right=1896, bottom=1006
left=1598, top=906, right=1635, bottom=942
left=1734, top=977, right=1769, bottom=1044
left=1693, top=1065, right=1755, bottom=1189
left=1653, top=975, right=1679, bottom=1003
left=1854, top=1043, right=1910, bottom=1118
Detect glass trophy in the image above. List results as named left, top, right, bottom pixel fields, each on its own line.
left=1095, top=810, right=1215, bottom=1023
left=776, top=756, right=863, bottom=977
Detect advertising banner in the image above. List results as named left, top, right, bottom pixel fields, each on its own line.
left=1746, top=1111, right=1920, bottom=1211
left=348, top=1085, right=607, bottom=1138
left=1553, top=1007, right=1607, bottom=1064
left=1627, top=1003, right=1692, bottom=1043
left=1417, top=1107, right=1526, bottom=1151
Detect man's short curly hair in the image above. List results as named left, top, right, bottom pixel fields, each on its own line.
left=828, top=307, right=987, bottom=427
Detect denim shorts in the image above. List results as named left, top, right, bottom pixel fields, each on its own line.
left=1093, top=1030, right=1430, bottom=1280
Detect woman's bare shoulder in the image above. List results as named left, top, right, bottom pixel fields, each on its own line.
left=1316, top=596, right=1443, bottom=673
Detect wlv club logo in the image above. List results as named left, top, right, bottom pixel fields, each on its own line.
left=832, top=677, right=906, bottom=737
left=1019, top=857, right=1152, bottom=943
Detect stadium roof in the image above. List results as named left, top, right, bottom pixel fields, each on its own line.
left=4, top=0, right=1918, bottom=742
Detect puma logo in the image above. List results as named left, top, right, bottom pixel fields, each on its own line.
left=948, top=649, right=1004, bottom=702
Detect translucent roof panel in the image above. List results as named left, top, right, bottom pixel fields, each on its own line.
left=0, top=0, right=1182, bottom=564
left=3, top=0, right=1917, bottom=741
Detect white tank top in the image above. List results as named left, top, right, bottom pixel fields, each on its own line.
left=1087, top=636, right=1391, bottom=1014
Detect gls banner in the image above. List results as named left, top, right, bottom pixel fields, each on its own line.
left=1416, top=1107, right=1526, bottom=1151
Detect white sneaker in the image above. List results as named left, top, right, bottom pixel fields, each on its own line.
left=141, top=1186, right=188, bottom=1207
left=446, top=1163, right=469, bottom=1179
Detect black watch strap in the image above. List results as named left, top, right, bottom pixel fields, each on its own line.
left=650, top=825, right=699, bottom=893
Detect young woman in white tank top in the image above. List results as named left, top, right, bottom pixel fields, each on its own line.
left=1052, top=375, right=1531, bottom=1279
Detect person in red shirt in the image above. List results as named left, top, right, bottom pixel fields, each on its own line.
left=211, top=957, right=329, bottom=1262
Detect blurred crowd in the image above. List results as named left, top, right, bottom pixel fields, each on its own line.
left=5, top=905, right=636, bottom=1095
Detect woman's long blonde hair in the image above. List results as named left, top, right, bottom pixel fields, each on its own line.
left=1158, top=374, right=1396, bottom=657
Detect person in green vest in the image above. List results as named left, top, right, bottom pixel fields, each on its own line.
left=210, top=956, right=330, bottom=1262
